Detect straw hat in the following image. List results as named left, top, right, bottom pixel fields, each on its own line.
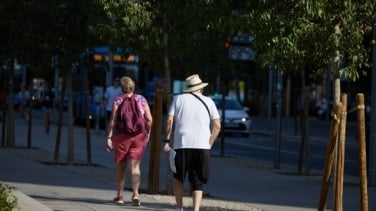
left=183, top=74, right=208, bottom=92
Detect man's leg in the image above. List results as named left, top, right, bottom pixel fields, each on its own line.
left=173, top=178, right=184, bottom=209
left=192, top=190, right=203, bottom=211
left=190, top=149, right=208, bottom=211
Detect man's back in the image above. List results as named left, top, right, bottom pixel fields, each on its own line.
left=169, top=93, right=220, bottom=149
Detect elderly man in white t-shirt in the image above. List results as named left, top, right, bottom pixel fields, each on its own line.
left=163, top=74, right=221, bottom=211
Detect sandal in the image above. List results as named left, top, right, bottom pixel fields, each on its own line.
left=112, top=195, right=124, bottom=204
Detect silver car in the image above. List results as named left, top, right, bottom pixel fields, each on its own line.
left=211, top=96, right=252, bottom=137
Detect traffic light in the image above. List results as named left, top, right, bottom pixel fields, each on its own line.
left=224, top=41, right=230, bottom=49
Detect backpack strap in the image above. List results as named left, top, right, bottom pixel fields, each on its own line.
left=120, top=94, right=134, bottom=101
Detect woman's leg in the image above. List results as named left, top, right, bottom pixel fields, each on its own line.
left=115, top=161, right=126, bottom=197
left=130, top=159, right=142, bottom=206
left=130, top=159, right=141, bottom=197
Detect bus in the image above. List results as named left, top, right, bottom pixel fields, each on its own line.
left=73, top=46, right=142, bottom=129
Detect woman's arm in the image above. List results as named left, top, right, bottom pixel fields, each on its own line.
left=106, top=102, right=118, bottom=151
left=143, top=103, right=153, bottom=133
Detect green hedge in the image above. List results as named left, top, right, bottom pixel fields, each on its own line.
left=0, top=183, right=18, bottom=211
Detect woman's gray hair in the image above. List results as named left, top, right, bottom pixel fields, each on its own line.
left=120, top=76, right=135, bottom=93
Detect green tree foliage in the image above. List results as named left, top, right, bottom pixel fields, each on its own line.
left=93, top=0, right=231, bottom=84
left=238, top=0, right=375, bottom=81
left=0, top=0, right=104, bottom=78
left=93, top=0, right=156, bottom=60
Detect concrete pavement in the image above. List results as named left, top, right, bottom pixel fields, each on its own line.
left=0, top=111, right=375, bottom=211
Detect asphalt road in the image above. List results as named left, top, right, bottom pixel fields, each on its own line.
left=211, top=131, right=361, bottom=177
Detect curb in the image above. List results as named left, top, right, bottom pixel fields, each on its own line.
left=13, top=190, right=52, bottom=211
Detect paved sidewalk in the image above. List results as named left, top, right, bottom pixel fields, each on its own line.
left=0, top=112, right=375, bottom=211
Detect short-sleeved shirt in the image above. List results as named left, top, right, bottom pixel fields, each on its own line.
left=168, top=93, right=220, bottom=150
left=104, top=86, right=122, bottom=111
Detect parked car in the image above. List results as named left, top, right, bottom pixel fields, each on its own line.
left=210, top=96, right=252, bottom=137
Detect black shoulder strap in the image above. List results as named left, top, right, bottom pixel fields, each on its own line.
left=190, top=93, right=210, bottom=118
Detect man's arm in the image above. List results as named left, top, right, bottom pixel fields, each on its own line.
left=163, top=114, right=174, bottom=152
left=209, top=119, right=221, bottom=147
left=165, top=115, right=174, bottom=140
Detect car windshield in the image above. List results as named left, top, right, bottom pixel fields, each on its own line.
left=212, top=98, right=243, bottom=110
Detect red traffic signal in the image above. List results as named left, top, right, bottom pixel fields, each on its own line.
left=224, top=42, right=230, bottom=49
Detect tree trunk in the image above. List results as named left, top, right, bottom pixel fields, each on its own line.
left=317, top=102, right=342, bottom=211
left=284, top=77, right=291, bottom=117
left=27, top=81, right=33, bottom=148
left=1, top=72, right=6, bottom=147
left=356, top=93, right=369, bottom=211
left=162, top=0, right=173, bottom=194
left=6, top=60, right=15, bottom=147
left=298, top=66, right=306, bottom=174
left=331, top=23, right=342, bottom=206
left=67, top=73, right=74, bottom=164
left=54, top=78, right=66, bottom=162
left=84, top=77, right=92, bottom=165
left=334, top=94, right=348, bottom=211
left=148, top=81, right=164, bottom=193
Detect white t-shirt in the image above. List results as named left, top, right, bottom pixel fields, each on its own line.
left=19, top=90, right=30, bottom=105
left=104, top=86, right=122, bottom=111
left=168, top=93, right=220, bottom=149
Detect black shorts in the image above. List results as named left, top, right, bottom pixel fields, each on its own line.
left=173, top=148, right=210, bottom=188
